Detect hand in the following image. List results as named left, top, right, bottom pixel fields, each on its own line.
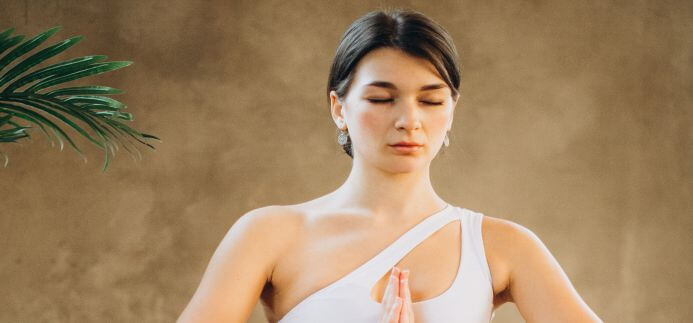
left=398, top=268, right=415, bottom=323
left=377, top=266, right=415, bottom=323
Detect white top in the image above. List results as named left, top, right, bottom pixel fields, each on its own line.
left=277, top=204, right=497, bottom=322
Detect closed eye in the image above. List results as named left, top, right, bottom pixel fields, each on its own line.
left=423, top=101, right=444, bottom=105
left=367, top=98, right=443, bottom=105
left=367, top=98, right=393, bottom=104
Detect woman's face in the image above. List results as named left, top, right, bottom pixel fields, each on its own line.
left=330, top=47, right=458, bottom=173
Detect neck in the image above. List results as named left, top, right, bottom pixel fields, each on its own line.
left=328, top=153, right=447, bottom=224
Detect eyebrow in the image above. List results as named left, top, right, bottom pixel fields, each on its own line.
left=364, top=81, right=447, bottom=91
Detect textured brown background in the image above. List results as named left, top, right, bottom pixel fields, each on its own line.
left=1, top=0, right=691, bottom=322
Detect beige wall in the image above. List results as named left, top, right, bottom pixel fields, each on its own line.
left=1, top=0, right=691, bottom=322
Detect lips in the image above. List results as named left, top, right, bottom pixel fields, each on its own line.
left=391, top=142, right=423, bottom=147
left=389, top=143, right=423, bottom=153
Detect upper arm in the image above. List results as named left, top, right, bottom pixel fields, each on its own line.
left=177, top=206, right=292, bottom=323
left=496, top=219, right=602, bottom=322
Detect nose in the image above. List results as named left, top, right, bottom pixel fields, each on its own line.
left=394, top=98, right=422, bottom=131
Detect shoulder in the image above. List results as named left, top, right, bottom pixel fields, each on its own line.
left=480, top=214, right=542, bottom=251
left=480, top=214, right=549, bottom=270
left=217, top=205, right=306, bottom=277
left=478, top=213, right=548, bottom=295
left=477, top=214, right=527, bottom=290
left=232, top=205, right=304, bottom=238
left=228, top=205, right=306, bottom=257
left=479, top=214, right=603, bottom=321
left=176, top=205, right=307, bottom=322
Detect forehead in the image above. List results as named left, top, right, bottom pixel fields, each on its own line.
left=351, top=47, right=447, bottom=92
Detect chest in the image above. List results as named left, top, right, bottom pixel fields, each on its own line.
left=264, top=219, right=465, bottom=321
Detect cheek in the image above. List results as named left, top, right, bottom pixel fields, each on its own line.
left=432, top=114, right=449, bottom=129
left=356, top=110, right=386, bottom=138
left=431, top=108, right=452, bottom=130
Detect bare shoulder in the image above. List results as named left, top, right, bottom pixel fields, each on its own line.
left=479, top=214, right=550, bottom=284
left=235, top=205, right=304, bottom=238
left=230, top=205, right=305, bottom=265
left=480, top=214, right=562, bottom=275
left=479, top=214, right=602, bottom=322
left=478, top=214, right=534, bottom=298
left=176, top=204, right=306, bottom=322
left=480, top=214, right=541, bottom=254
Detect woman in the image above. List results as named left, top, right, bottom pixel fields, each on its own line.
left=178, top=9, right=603, bottom=323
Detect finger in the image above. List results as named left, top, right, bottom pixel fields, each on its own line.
left=391, top=267, right=401, bottom=307
left=381, top=296, right=400, bottom=323
left=400, top=298, right=410, bottom=323
left=402, top=269, right=412, bottom=313
left=378, top=295, right=400, bottom=323
left=400, top=269, right=413, bottom=323
left=379, top=288, right=398, bottom=323
left=392, top=266, right=401, bottom=303
left=389, top=297, right=403, bottom=323
left=382, top=267, right=398, bottom=308
left=380, top=267, right=397, bottom=311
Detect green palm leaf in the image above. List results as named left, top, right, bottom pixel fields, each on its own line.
left=0, top=26, right=160, bottom=172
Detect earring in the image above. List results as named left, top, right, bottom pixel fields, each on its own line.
left=443, top=131, right=450, bottom=147
left=337, top=128, right=349, bottom=145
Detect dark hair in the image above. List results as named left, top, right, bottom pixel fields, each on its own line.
left=327, top=8, right=461, bottom=158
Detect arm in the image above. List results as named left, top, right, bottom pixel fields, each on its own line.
left=491, top=218, right=603, bottom=322
left=177, top=206, right=287, bottom=323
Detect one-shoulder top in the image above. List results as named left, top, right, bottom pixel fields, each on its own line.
left=277, top=204, right=497, bottom=322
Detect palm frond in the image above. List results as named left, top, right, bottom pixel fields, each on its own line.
left=0, top=26, right=160, bottom=172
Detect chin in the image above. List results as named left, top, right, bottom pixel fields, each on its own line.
left=383, top=158, right=427, bottom=173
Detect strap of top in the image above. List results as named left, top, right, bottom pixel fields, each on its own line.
left=467, top=209, right=493, bottom=285
left=343, top=204, right=461, bottom=287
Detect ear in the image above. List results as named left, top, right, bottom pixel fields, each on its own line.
left=330, top=90, right=347, bottom=130
left=447, top=93, right=459, bottom=130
